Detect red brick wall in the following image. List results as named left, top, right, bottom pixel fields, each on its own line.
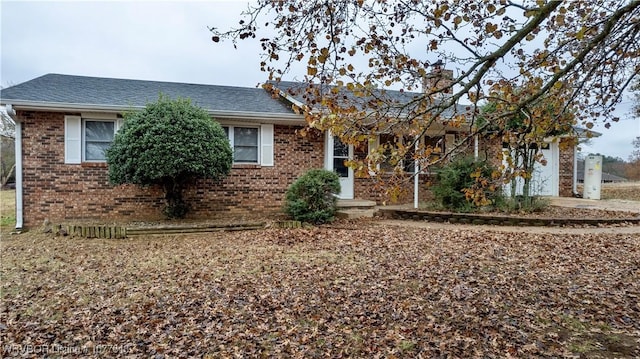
left=558, top=137, right=576, bottom=197
left=17, top=111, right=324, bottom=227
left=354, top=174, right=436, bottom=205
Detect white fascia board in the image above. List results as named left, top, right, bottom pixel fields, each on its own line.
left=2, top=100, right=306, bottom=124
left=208, top=110, right=304, bottom=123
left=1, top=100, right=143, bottom=114
left=272, top=88, right=306, bottom=109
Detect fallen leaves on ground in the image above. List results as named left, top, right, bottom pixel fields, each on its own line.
left=579, top=182, right=640, bottom=202
left=1, top=222, right=639, bottom=358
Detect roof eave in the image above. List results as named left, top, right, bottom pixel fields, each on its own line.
left=1, top=100, right=306, bottom=123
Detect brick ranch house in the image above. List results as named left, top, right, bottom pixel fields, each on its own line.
left=1, top=74, right=580, bottom=229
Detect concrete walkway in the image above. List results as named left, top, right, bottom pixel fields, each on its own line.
left=546, top=197, right=640, bottom=214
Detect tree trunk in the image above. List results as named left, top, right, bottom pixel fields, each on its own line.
left=163, top=178, right=189, bottom=218
left=1, top=163, right=15, bottom=187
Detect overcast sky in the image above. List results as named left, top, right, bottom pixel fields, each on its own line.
left=1, top=0, right=638, bottom=160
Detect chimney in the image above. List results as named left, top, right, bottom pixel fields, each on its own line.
left=423, top=60, right=453, bottom=95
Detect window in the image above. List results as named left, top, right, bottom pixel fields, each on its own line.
left=65, top=117, right=274, bottom=165
left=378, top=134, right=415, bottom=173
left=333, top=136, right=349, bottom=177
left=64, top=115, right=119, bottom=164
left=84, top=120, right=115, bottom=161
left=424, top=135, right=444, bottom=158
left=222, top=126, right=260, bottom=163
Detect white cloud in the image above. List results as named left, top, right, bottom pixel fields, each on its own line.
left=1, top=1, right=265, bottom=86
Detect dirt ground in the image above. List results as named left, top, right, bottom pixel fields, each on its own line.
left=579, top=181, right=640, bottom=202
left=380, top=219, right=640, bottom=235
left=2, top=222, right=639, bottom=357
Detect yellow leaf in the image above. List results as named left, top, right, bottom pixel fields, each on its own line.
left=307, top=67, right=317, bottom=76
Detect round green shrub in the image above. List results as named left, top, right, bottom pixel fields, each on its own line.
left=431, top=156, right=498, bottom=212
left=106, top=96, right=232, bottom=218
left=284, top=169, right=341, bottom=224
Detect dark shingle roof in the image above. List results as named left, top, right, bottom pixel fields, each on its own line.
left=0, top=74, right=296, bottom=115
left=270, top=80, right=471, bottom=118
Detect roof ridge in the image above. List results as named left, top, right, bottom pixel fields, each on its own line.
left=40, top=73, right=266, bottom=91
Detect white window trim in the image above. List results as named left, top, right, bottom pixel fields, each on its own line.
left=81, top=118, right=119, bottom=163
left=220, top=123, right=274, bottom=166
left=223, top=125, right=261, bottom=164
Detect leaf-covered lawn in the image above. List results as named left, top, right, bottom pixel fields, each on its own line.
left=1, top=223, right=639, bottom=358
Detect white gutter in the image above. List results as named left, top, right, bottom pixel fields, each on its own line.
left=1, top=100, right=306, bottom=122
left=5, top=105, right=22, bottom=229
left=414, top=140, right=419, bottom=209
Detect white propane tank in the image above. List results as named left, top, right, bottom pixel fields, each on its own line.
left=583, top=155, right=602, bottom=200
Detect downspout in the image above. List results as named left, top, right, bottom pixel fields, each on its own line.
left=6, top=104, right=23, bottom=229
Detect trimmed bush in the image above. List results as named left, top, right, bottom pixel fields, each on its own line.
left=284, top=169, right=341, bottom=224
left=106, top=96, right=232, bottom=218
left=431, top=156, right=499, bottom=212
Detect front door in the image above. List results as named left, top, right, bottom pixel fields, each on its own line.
left=327, top=134, right=354, bottom=199
left=502, top=141, right=559, bottom=197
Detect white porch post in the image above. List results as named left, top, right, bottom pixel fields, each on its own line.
left=414, top=140, right=419, bottom=209
left=573, top=144, right=578, bottom=195
left=474, top=134, right=479, bottom=159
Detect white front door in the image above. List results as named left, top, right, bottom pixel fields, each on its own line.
left=502, top=141, right=559, bottom=197
left=326, top=134, right=354, bottom=199
left=530, top=142, right=559, bottom=196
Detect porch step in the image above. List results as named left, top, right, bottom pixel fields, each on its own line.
left=336, top=199, right=378, bottom=219
left=336, top=199, right=377, bottom=209
left=336, top=208, right=377, bottom=219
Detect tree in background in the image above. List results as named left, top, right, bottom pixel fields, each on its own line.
left=627, top=137, right=640, bottom=180
left=0, top=110, right=15, bottom=187
left=211, top=0, right=639, bottom=191
left=106, top=97, right=233, bottom=218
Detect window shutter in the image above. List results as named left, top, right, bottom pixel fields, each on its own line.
left=116, top=118, right=124, bottom=132
left=445, top=133, right=455, bottom=153
left=64, top=115, right=82, bottom=164
left=260, top=124, right=274, bottom=166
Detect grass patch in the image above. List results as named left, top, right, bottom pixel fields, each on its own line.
left=0, top=189, right=15, bottom=228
